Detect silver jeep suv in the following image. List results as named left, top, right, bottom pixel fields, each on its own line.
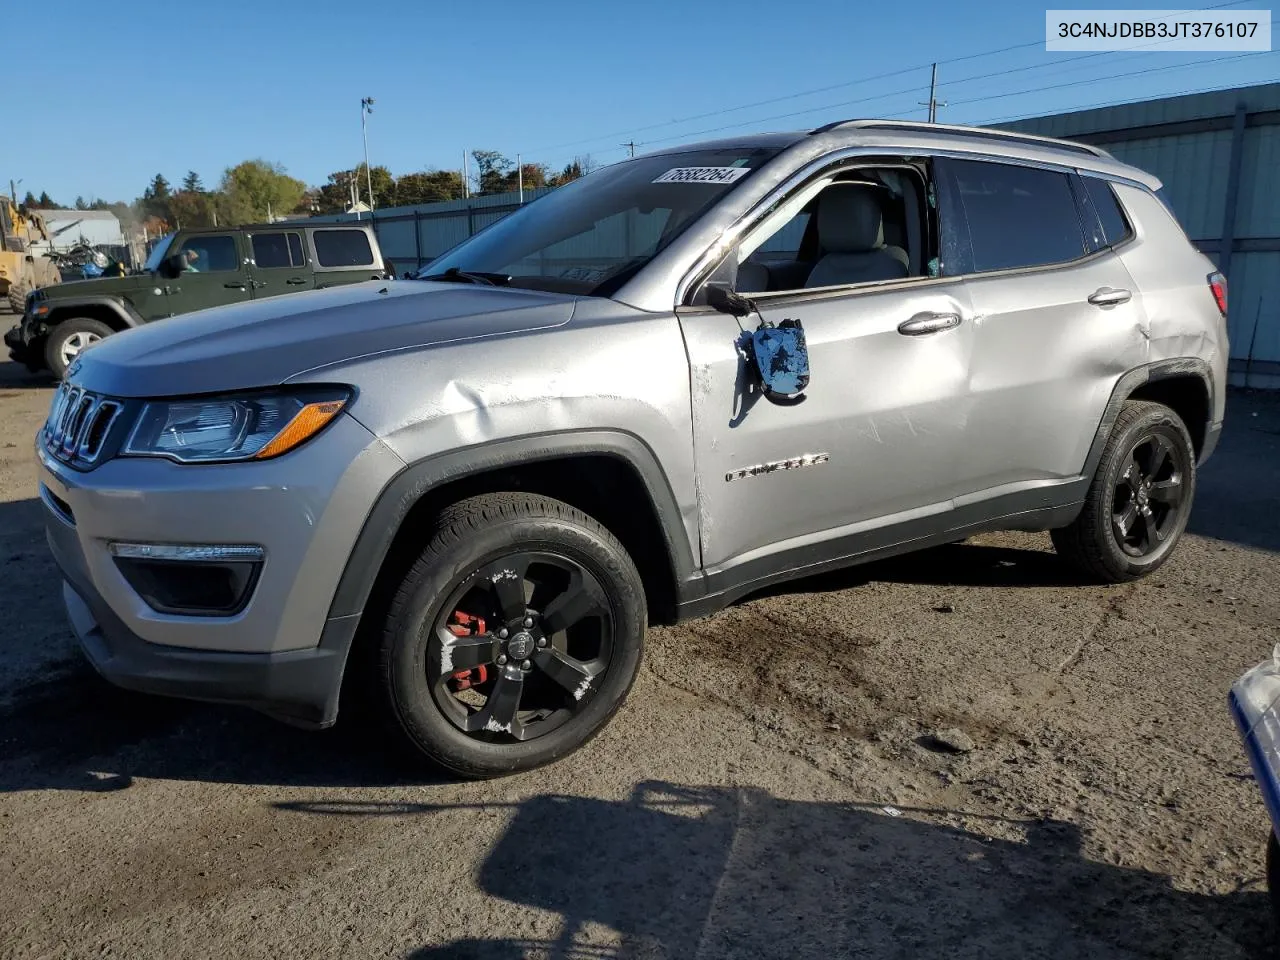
left=36, top=119, right=1227, bottom=778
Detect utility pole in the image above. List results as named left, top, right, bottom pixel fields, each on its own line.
left=919, top=63, right=947, bottom=122
left=361, top=97, right=376, bottom=216
left=9, top=179, right=16, bottom=203
left=517, top=152, right=524, bottom=205
left=622, top=140, right=636, bottom=158
left=462, top=149, right=470, bottom=199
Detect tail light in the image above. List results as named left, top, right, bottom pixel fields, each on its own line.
left=1208, top=271, right=1228, bottom=317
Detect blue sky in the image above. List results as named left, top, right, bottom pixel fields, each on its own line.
left=11, top=0, right=1278, bottom=204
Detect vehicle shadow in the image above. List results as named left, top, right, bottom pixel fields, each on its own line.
left=739, top=540, right=1092, bottom=605
left=274, top=781, right=1274, bottom=960
left=0, top=359, right=54, bottom=390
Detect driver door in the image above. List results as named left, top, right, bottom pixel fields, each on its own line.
left=679, top=165, right=976, bottom=576
left=165, top=233, right=252, bottom=314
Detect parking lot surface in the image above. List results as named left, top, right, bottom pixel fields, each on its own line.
left=2, top=354, right=1280, bottom=959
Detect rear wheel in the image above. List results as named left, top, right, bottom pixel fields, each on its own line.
left=377, top=492, right=647, bottom=779
left=1052, top=400, right=1197, bottom=582
left=44, top=317, right=113, bottom=380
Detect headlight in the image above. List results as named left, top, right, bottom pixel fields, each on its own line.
left=122, top=388, right=351, bottom=464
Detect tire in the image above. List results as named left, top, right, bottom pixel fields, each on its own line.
left=1051, top=400, right=1197, bottom=583
left=7, top=279, right=30, bottom=314
left=377, top=492, right=647, bottom=779
left=44, top=317, right=114, bottom=380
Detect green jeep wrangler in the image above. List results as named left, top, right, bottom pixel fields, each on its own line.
left=5, top=221, right=387, bottom=379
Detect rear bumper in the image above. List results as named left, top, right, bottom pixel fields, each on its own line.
left=1200, top=419, right=1223, bottom=465
left=63, top=577, right=356, bottom=728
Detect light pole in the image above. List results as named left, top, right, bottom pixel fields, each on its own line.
left=361, top=97, right=376, bottom=216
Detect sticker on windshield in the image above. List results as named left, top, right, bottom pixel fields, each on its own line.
left=652, top=166, right=751, bottom=184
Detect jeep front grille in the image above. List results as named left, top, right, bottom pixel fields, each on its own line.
left=43, top=382, right=123, bottom=468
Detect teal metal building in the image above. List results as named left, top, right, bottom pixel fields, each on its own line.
left=999, top=82, right=1280, bottom=388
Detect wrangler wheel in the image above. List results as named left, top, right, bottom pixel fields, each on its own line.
left=1051, top=400, right=1197, bottom=583
left=378, top=492, right=646, bottom=779
left=44, top=317, right=113, bottom=380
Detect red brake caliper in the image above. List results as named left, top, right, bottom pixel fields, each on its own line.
left=446, top=611, right=488, bottom=690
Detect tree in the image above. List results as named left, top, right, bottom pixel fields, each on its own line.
left=392, top=169, right=465, bottom=205
left=547, top=155, right=596, bottom=187
left=181, top=170, right=203, bottom=193
left=219, top=159, right=306, bottom=223
left=35, top=191, right=56, bottom=208
left=471, top=149, right=513, bottom=195
left=168, top=189, right=218, bottom=229
left=141, top=174, right=172, bottom=223
left=21, top=191, right=37, bottom=209
left=74, top=196, right=88, bottom=210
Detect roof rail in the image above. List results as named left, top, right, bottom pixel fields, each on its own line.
left=810, top=118, right=1114, bottom=160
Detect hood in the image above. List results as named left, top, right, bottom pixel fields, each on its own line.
left=71, top=280, right=578, bottom=398
left=44, top=274, right=148, bottom=299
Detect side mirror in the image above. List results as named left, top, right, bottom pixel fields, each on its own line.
left=750, top=319, right=810, bottom=404
left=157, top=253, right=183, bottom=279
left=705, top=282, right=754, bottom=318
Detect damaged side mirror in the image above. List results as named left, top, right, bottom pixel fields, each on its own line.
left=707, top=282, right=811, bottom=405
left=750, top=319, right=809, bottom=404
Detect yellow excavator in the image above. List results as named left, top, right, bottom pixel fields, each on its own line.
left=0, top=199, right=61, bottom=313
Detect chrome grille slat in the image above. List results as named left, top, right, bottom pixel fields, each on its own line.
left=42, top=384, right=123, bottom=469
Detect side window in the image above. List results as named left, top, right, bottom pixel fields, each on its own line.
left=729, top=165, right=929, bottom=295
left=313, top=229, right=375, bottom=268
left=252, top=232, right=306, bottom=268
left=945, top=159, right=1086, bottom=273
left=1081, top=177, right=1132, bottom=247
left=175, top=234, right=240, bottom=273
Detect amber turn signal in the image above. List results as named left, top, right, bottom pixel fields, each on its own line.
left=254, top=400, right=347, bottom=460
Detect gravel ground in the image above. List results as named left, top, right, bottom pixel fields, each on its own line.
left=2, top=354, right=1280, bottom=960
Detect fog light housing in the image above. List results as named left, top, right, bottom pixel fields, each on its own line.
left=109, top=542, right=264, bottom=616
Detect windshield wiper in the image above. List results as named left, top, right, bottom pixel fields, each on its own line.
left=416, top=266, right=511, bottom=286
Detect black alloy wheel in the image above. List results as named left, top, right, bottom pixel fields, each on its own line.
left=378, top=492, right=646, bottom=779
left=1110, top=432, right=1188, bottom=558
left=1052, top=399, right=1197, bottom=583
left=430, top=552, right=615, bottom=742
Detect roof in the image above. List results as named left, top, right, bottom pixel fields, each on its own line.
left=173, top=221, right=376, bottom=234
left=39, top=209, right=120, bottom=220
left=632, top=118, right=1161, bottom=189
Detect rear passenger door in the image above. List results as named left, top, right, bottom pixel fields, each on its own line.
left=933, top=156, right=1148, bottom=497
left=308, top=227, right=383, bottom=288
left=248, top=229, right=313, bottom=299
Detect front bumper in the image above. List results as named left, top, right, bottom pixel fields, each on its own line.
left=36, top=409, right=404, bottom=726
left=4, top=321, right=29, bottom=360
left=1230, top=651, right=1280, bottom=839
left=63, top=578, right=355, bottom=728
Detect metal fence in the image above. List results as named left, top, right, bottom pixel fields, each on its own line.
left=286, top=187, right=557, bottom=278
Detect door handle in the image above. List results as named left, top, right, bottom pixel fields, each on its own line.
left=1088, top=286, right=1132, bottom=306
left=224, top=283, right=246, bottom=290
left=898, top=312, right=962, bottom=336
left=286, top=278, right=306, bottom=285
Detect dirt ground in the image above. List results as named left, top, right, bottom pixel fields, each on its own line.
left=3, top=350, right=1280, bottom=960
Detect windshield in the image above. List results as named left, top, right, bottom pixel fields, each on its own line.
left=143, top=233, right=177, bottom=272
left=414, top=145, right=784, bottom=296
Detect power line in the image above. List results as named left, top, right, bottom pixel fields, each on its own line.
left=947, top=49, right=1276, bottom=107
left=526, top=0, right=1259, bottom=158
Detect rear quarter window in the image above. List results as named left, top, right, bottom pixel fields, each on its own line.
left=313, top=229, right=375, bottom=268
left=1082, top=177, right=1132, bottom=247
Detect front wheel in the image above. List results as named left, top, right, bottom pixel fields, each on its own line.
left=1051, top=400, right=1197, bottom=583
left=377, top=492, right=647, bottom=779
left=44, top=317, right=114, bottom=380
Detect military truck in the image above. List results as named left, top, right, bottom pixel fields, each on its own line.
left=5, top=220, right=386, bottom=379
left=0, top=200, right=61, bottom=313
